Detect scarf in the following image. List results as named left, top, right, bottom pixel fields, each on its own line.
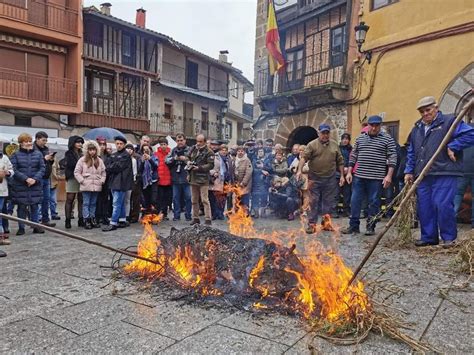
left=142, top=159, right=153, bottom=189
left=220, top=155, right=229, bottom=182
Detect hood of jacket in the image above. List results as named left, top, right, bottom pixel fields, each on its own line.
left=68, top=135, right=85, bottom=150
left=82, top=140, right=100, bottom=157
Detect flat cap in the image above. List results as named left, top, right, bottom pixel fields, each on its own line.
left=210, top=140, right=220, bottom=145
left=318, top=123, right=331, bottom=132
left=367, top=115, right=383, bottom=125
left=416, top=96, right=436, bottom=110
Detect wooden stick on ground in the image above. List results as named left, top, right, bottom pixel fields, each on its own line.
left=0, top=213, right=163, bottom=267
left=348, top=99, right=474, bottom=286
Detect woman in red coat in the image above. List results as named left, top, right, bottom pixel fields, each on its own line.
left=154, top=137, right=172, bottom=219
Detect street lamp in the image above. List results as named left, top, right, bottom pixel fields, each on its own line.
left=354, top=21, right=372, bottom=64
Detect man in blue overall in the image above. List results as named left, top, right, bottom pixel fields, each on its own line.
left=405, top=96, right=474, bottom=247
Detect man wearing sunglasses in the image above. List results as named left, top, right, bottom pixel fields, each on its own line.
left=405, top=96, right=474, bottom=248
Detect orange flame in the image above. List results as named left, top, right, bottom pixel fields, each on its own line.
left=224, top=184, right=255, bottom=237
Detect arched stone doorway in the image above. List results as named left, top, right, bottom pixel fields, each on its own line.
left=287, top=126, right=318, bottom=149
left=439, top=62, right=473, bottom=121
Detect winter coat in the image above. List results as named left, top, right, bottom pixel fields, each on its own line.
left=0, top=153, right=14, bottom=197
left=252, top=158, right=271, bottom=195
left=272, top=159, right=288, bottom=178
left=339, top=144, right=352, bottom=167
left=209, top=153, right=234, bottom=192
left=34, top=142, right=53, bottom=179
left=463, top=146, right=474, bottom=177
left=10, top=147, right=45, bottom=204
left=65, top=136, right=83, bottom=181
left=106, top=148, right=133, bottom=191
left=154, top=147, right=172, bottom=186
left=405, top=112, right=474, bottom=177
left=74, top=141, right=106, bottom=192
left=166, top=145, right=191, bottom=185
left=187, top=145, right=215, bottom=186
left=138, top=153, right=159, bottom=184
left=234, top=155, right=253, bottom=195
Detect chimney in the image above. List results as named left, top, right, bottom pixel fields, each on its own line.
left=100, top=2, right=111, bottom=15
left=219, top=50, right=229, bottom=63
left=136, top=7, right=146, bottom=28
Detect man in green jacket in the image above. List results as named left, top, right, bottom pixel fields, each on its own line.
left=187, top=134, right=215, bottom=225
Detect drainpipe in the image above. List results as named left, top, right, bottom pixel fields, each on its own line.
left=343, top=0, right=353, bottom=85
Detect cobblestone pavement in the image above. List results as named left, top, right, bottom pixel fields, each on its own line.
left=1, top=212, right=472, bottom=354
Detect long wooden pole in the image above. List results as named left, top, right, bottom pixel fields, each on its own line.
left=348, top=99, right=474, bottom=286
left=0, top=213, right=163, bottom=267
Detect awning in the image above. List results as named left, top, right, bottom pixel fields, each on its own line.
left=0, top=33, right=67, bottom=53
left=158, top=80, right=228, bottom=103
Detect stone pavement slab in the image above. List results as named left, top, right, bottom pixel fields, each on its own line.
left=124, top=300, right=233, bottom=341
left=160, top=324, right=289, bottom=354
left=37, top=320, right=175, bottom=354
left=0, top=316, right=76, bottom=352
left=218, top=311, right=308, bottom=347
left=40, top=295, right=149, bottom=335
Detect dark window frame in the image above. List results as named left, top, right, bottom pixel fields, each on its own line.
left=201, top=107, right=209, bottom=131
left=225, top=121, right=233, bottom=139
left=164, top=98, right=173, bottom=119
left=371, top=0, right=398, bottom=11
left=330, top=24, right=346, bottom=68
left=84, top=20, right=104, bottom=46
left=91, top=74, right=113, bottom=99
left=383, top=120, right=400, bottom=143
left=14, top=115, right=32, bottom=127
left=186, top=59, right=199, bottom=89
left=122, top=32, right=136, bottom=67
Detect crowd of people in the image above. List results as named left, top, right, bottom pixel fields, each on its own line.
left=0, top=96, right=473, bottom=257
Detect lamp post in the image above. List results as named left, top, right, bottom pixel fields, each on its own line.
left=354, top=21, right=372, bottom=64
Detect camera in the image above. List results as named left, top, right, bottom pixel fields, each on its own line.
left=184, top=161, right=198, bottom=171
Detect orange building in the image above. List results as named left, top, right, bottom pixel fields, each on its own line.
left=0, top=0, right=82, bottom=138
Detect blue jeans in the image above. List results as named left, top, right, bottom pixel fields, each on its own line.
left=111, top=190, right=127, bottom=225
left=50, top=187, right=58, bottom=217
left=350, top=177, right=383, bottom=229
left=0, top=197, right=4, bottom=234
left=82, top=191, right=99, bottom=219
left=172, top=184, right=192, bottom=220
left=17, top=203, right=40, bottom=230
left=417, top=175, right=457, bottom=243
left=40, top=178, right=51, bottom=222
left=454, top=176, right=474, bottom=225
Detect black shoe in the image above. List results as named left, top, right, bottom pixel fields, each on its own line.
left=41, top=221, right=56, bottom=227
left=102, top=224, right=117, bottom=232
left=78, top=218, right=85, bottom=227
left=414, top=240, right=439, bottom=247
left=16, top=229, right=25, bottom=236
left=91, top=218, right=100, bottom=228
left=4, top=229, right=9, bottom=234
left=65, top=219, right=72, bottom=229
left=341, top=226, right=360, bottom=235
left=0, top=250, right=6, bottom=257
left=102, top=217, right=110, bottom=225
left=117, top=221, right=129, bottom=228
left=185, top=217, right=192, bottom=222
left=51, top=215, right=61, bottom=220
left=443, top=240, right=456, bottom=249
left=365, top=228, right=376, bottom=236
left=205, top=220, right=212, bottom=226
left=190, top=219, right=200, bottom=226
left=84, top=218, right=93, bottom=230
left=33, top=228, right=45, bottom=234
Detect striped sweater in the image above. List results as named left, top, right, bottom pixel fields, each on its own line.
left=349, top=132, right=397, bottom=180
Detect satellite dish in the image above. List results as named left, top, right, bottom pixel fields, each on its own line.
left=274, top=0, right=289, bottom=5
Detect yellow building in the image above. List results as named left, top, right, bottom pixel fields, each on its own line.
left=350, top=0, right=474, bottom=143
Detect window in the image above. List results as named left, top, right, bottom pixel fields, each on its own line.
left=225, top=121, right=232, bottom=139
left=164, top=98, right=173, bottom=119
left=186, top=60, right=199, bottom=89
left=92, top=76, right=113, bottom=98
left=384, top=121, right=400, bottom=143
left=84, top=20, right=103, bottom=46
left=331, top=25, right=346, bottom=67
left=15, top=116, right=31, bottom=126
left=371, top=0, right=398, bottom=10
left=201, top=107, right=209, bottom=131
left=231, top=79, right=239, bottom=98
left=286, top=49, right=304, bottom=86
left=122, top=33, right=136, bottom=67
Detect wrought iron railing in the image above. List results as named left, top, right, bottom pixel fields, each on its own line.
left=0, top=0, right=78, bottom=35
left=0, top=67, right=77, bottom=105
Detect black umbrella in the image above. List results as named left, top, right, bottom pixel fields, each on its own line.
left=83, top=127, right=126, bottom=141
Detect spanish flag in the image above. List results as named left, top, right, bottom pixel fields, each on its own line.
left=266, top=0, right=286, bottom=75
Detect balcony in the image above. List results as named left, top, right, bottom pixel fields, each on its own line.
left=0, top=0, right=78, bottom=35
left=70, top=112, right=150, bottom=133
left=0, top=67, right=77, bottom=105
left=256, top=52, right=346, bottom=98
left=150, top=113, right=185, bottom=136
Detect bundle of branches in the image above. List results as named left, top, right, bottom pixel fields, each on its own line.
left=394, top=183, right=417, bottom=247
